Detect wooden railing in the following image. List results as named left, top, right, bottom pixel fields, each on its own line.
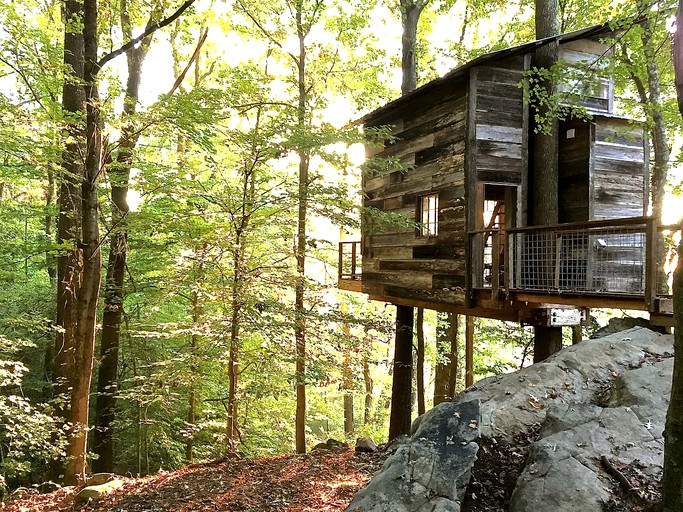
left=338, top=241, right=362, bottom=281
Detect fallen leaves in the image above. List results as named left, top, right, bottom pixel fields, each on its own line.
left=3, top=450, right=388, bottom=512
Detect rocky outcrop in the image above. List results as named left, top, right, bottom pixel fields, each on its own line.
left=346, top=400, right=481, bottom=512
left=348, top=327, right=673, bottom=511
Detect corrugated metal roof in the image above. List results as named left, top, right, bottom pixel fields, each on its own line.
left=363, top=22, right=613, bottom=124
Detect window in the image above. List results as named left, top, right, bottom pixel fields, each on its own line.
left=418, top=194, right=439, bottom=236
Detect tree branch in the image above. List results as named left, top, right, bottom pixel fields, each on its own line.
left=98, top=0, right=197, bottom=69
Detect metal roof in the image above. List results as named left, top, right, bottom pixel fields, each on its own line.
left=363, top=22, right=613, bottom=124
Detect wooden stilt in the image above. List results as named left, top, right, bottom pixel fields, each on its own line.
left=389, top=305, right=414, bottom=441
left=465, top=316, right=474, bottom=387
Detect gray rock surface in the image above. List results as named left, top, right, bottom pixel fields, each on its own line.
left=349, top=327, right=673, bottom=511
left=346, top=400, right=480, bottom=512
left=509, top=329, right=672, bottom=510
left=458, top=327, right=672, bottom=440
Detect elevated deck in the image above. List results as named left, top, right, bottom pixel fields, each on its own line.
left=339, top=218, right=678, bottom=326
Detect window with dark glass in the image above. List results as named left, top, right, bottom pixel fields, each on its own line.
left=419, top=194, right=439, bottom=236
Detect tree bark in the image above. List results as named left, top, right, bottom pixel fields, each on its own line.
left=415, top=308, right=425, bottom=415
left=532, top=0, right=562, bottom=362
left=93, top=3, right=150, bottom=472
left=53, top=0, right=102, bottom=485
left=389, top=305, right=414, bottom=441
left=434, top=312, right=458, bottom=405
left=661, top=5, right=683, bottom=508
left=294, top=5, right=309, bottom=454
left=363, top=360, right=373, bottom=424
left=400, top=1, right=425, bottom=95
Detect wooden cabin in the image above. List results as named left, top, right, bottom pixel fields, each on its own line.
left=339, top=24, right=675, bottom=329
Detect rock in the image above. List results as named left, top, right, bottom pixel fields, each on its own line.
left=349, top=327, right=673, bottom=511
left=311, top=442, right=329, bottom=451
left=345, top=400, right=480, bottom=512
left=74, top=479, right=123, bottom=504
left=591, top=317, right=666, bottom=338
left=86, top=473, right=118, bottom=486
left=608, top=357, right=673, bottom=439
left=457, top=327, right=672, bottom=439
left=312, top=438, right=349, bottom=452
left=509, top=330, right=673, bottom=510
left=511, top=454, right=609, bottom=512
left=355, top=437, right=378, bottom=453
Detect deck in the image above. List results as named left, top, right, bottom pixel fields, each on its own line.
left=339, top=217, right=678, bottom=326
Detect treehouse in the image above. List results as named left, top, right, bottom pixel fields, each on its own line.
left=338, top=24, right=676, bottom=331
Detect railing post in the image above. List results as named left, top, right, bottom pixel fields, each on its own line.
left=645, top=217, right=657, bottom=311
left=338, top=242, right=344, bottom=281
left=351, top=241, right=357, bottom=278
left=492, top=231, right=500, bottom=296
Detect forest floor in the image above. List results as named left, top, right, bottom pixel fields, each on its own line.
left=2, top=449, right=388, bottom=512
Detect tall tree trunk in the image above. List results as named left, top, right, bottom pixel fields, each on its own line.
left=389, top=305, right=414, bottom=441
left=434, top=312, right=458, bottom=405
left=227, top=243, right=244, bottom=452
left=186, top=287, right=202, bottom=463
left=415, top=308, right=425, bottom=415
left=93, top=0, right=153, bottom=472
left=363, top=360, right=373, bottom=424
left=661, top=7, right=683, bottom=508
left=293, top=5, right=310, bottom=454
left=400, top=1, right=425, bottom=95
left=387, top=0, right=428, bottom=441
left=53, top=0, right=102, bottom=485
left=532, top=0, right=562, bottom=362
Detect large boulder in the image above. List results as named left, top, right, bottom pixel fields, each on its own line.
left=349, top=327, right=674, bottom=511
left=346, top=400, right=481, bottom=512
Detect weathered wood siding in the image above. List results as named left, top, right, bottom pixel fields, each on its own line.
left=558, top=118, right=591, bottom=223
left=362, top=82, right=469, bottom=306
left=470, top=56, right=528, bottom=187
left=591, top=116, right=647, bottom=220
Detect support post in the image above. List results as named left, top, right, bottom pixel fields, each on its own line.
left=533, top=325, right=563, bottom=362
left=465, top=316, right=474, bottom=387
left=389, top=305, right=414, bottom=441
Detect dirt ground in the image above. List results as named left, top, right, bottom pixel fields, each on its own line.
left=2, top=449, right=388, bottom=512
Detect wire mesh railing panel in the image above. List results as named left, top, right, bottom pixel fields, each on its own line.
left=509, top=223, right=647, bottom=296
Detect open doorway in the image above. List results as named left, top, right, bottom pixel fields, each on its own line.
left=473, top=183, right=518, bottom=290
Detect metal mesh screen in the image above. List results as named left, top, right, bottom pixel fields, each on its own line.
left=510, top=225, right=646, bottom=295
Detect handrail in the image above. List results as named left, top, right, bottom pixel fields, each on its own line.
left=506, top=216, right=649, bottom=234
left=339, top=241, right=362, bottom=280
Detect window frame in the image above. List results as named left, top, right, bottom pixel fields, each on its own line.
left=417, top=193, right=439, bottom=237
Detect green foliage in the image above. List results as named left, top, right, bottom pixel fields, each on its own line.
left=0, top=333, right=65, bottom=491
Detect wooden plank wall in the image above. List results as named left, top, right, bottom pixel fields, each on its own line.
left=472, top=56, right=527, bottom=187
left=558, top=118, right=591, bottom=223
left=591, top=116, right=647, bottom=220
left=362, top=82, right=469, bottom=306
left=589, top=116, right=647, bottom=294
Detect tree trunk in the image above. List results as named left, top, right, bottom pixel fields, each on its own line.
left=400, top=1, right=425, bottom=95
left=532, top=0, right=562, bottom=362
left=294, top=8, right=309, bottom=454
left=53, top=0, right=102, bottom=485
left=415, top=308, right=425, bottom=415
left=93, top=2, right=152, bottom=472
left=227, top=245, right=244, bottom=453
left=661, top=6, right=683, bottom=508
left=363, top=360, right=373, bottom=424
left=389, top=305, right=413, bottom=441
left=434, top=312, right=458, bottom=405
